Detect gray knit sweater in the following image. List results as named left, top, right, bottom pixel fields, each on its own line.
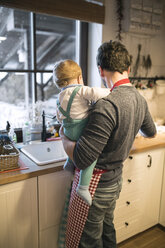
left=73, top=86, right=156, bottom=187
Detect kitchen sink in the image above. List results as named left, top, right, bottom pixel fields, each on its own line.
left=21, top=139, right=67, bottom=165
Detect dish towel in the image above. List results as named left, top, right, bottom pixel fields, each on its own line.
left=59, top=168, right=106, bottom=248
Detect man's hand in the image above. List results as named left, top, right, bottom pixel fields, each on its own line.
left=139, top=129, right=156, bottom=138
left=59, top=126, right=76, bottom=161
left=59, top=125, right=65, bottom=139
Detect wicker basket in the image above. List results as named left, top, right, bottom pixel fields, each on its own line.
left=0, top=144, right=20, bottom=171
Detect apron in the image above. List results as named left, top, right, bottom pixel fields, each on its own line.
left=61, top=168, right=107, bottom=248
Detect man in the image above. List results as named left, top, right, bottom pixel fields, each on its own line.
left=60, top=40, right=156, bottom=248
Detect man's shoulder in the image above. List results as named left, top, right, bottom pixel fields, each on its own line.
left=95, top=92, right=116, bottom=105
left=94, top=95, right=116, bottom=114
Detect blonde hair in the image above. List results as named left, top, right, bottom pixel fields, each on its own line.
left=53, top=59, right=82, bottom=89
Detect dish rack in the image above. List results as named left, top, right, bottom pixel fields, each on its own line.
left=0, top=135, right=20, bottom=171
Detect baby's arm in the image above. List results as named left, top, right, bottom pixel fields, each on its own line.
left=79, top=86, right=110, bottom=103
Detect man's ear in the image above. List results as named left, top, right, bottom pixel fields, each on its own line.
left=98, top=66, right=104, bottom=77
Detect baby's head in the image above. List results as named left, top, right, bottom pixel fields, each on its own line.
left=53, top=59, right=82, bottom=89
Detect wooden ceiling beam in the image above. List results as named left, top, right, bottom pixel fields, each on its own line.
left=0, top=0, right=105, bottom=24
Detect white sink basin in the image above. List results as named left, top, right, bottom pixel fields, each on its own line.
left=21, top=140, right=67, bottom=165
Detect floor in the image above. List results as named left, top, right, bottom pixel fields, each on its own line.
left=118, top=226, right=165, bottom=248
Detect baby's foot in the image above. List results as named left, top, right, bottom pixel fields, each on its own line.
left=76, top=185, right=92, bottom=206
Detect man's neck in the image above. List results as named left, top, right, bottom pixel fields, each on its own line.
left=102, top=69, right=130, bottom=89
left=110, top=71, right=128, bottom=84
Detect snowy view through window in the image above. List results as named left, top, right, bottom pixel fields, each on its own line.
left=0, top=7, right=78, bottom=130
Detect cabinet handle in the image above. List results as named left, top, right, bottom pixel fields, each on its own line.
left=147, top=155, right=152, bottom=168
left=129, top=155, right=133, bottom=160
left=126, top=201, right=130, bottom=205
left=125, top=222, right=129, bottom=226
left=128, top=179, right=132, bottom=183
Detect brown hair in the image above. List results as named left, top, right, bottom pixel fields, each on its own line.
left=53, top=59, right=82, bottom=88
left=96, top=41, right=132, bottom=74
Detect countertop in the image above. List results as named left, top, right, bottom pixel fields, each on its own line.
left=1, top=133, right=165, bottom=186
left=0, top=152, right=65, bottom=186
left=130, top=132, right=165, bottom=154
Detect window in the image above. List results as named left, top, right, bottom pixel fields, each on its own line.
left=0, top=7, right=86, bottom=130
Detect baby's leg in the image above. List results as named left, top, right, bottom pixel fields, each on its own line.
left=63, top=157, right=75, bottom=173
left=76, top=160, right=97, bottom=206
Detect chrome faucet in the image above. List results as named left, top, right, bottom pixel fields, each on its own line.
left=41, top=111, right=56, bottom=142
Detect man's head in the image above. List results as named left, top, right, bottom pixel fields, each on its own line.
left=96, top=41, right=132, bottom=74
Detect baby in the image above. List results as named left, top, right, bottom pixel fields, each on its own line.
left=53, top=59, right=110, bottom=206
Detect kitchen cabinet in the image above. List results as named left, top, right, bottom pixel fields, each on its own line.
left=0, top=143, right=165, bottom=247
left=114, top=148, right=165, bottom=243
left=159, top=155, right=165, bottom=227
left=0, top=178, right=38, bottom=248
left=38, top=170, right=72, bottom=248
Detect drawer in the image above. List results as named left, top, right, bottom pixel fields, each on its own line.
left=115, top=215, right=140, bottom=243
left=123, top=165, right=145, bottom=179
left=115, top=197, right=141, bottom=218
left=123, top=153, right=152, bottom=177
left=119, top=175, right=143, bottom=198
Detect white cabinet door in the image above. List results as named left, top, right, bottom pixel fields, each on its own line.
left=159, top=152, right=165, bottom=227
left=139, top=149, right=164, bottom=231
left=39, top=225, right=59, bottom=248
left=0, top=178, right=38, bottom=248
left=38, top=170, right=72, bottom=248
left=115, top=148, right=164, bottom=243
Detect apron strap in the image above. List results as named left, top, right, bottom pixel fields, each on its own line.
left=56, top=100, right=68, bottom=117
left=57, top=85, right=82, bottom=120
left=66, top=85, right=82, bottom=114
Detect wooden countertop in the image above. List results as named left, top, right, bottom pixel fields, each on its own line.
left=1, top=133, right=165, bottom=186
left=130, top=133, right=165, bottom=154
left=0, top=153, right=64, bottom=186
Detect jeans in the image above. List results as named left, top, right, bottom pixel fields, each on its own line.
left=79, top=178, right=122, bottom=248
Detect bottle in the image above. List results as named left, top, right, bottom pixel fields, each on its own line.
left=30, top=123, right=42, bottom=141
left=9, top=128, right=17, bottom=144
left=23, top=122, right=31, bottom=145
left=6, top=121, right=10, bottom=133
left=8, top=123, right=17, bottom=144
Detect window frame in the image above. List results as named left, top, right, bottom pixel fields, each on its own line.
left=0, top=11, right=88, bottom=102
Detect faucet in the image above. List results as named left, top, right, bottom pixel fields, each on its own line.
left=41, top=110, right=56, bottom=142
